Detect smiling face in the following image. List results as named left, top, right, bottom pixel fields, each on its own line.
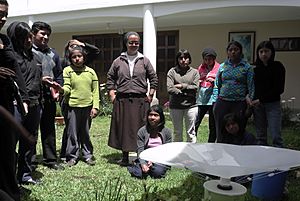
left=126, top=34, right=140, bottom=55
left=0, top=3, right=8, bottom=31
left=148, top=110, right=161, bottom=127
left=70, top=50, right=84, bottom=68
left=33, top=29, right=50, bottom=49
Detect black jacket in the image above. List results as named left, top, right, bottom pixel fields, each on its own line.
left=254, top=61, right=285, bottom=103
left=0, top=33, right=29, bottom=111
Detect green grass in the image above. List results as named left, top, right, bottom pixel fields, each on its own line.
left=21, top=116, right=300, bottom=201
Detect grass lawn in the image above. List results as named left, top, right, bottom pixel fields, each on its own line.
left=21, top=115, right=300, bottom=201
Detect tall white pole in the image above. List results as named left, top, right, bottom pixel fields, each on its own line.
left=143, top=5, right=158, bottom=105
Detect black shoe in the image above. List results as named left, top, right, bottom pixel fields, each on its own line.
left=117, top=159, right=130, bottom=167
left=21, top=178, right=41, bottom=185
left=45, top=163, right=65, bottom=170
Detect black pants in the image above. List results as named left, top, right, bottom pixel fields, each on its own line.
left=38, top=99, right=58, bottom=164
left=0, top=105, right=20, bottom=201
left=195, top=105, right=216, bottom=142
left=17, top=104, right=40, bottom=182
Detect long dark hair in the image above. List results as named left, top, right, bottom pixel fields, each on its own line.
left=7, top=21, right=33, bottom=58
left=175, top=49, right=192, bottom=67
left=255, top=40, right=275, bottom=65
left=146, top=104, right=165, bottom=132
left=221, top=113, right=245, bottom=139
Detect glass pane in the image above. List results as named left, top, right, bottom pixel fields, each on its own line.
left=157, top=35, right=165, bottom=46
left=104, top=50, right=111, bottom=60
left=104, top=38, right=111, bottom=48
left=95, top=38, right=103, bottom=48
left=167, top=48, right=176, bottom=59
left=113, top=37, right=121, bottom=48
left=168, top=35, right=176, bottom=46
left=157, top=49, right=165, bottom=59
left=113, top=50, right=120, bottom=59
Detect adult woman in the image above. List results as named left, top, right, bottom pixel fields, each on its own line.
left=253, top=41, right=285, bottom=147
left=107, top=32, right=158, bottom=166
left=212, top=41, right=254, bottom=143
left=195, top=48, right=220, bottom=142
left=127, top=105, right=172, bottom=179
left=167, top=49, right=199, bottom=143
left=7, top=21, right=42, bottom=184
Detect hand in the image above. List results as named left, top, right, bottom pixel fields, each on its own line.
left=109, top=90, right=116, bottom=103
left=174, top=84, right=182, bottom=89
left=69, top=39, right=85, bottom=48
left=42, top=76, right=53, bottom=86
left=252, top=99, right=260, bottom=106
left=0, top=67, right=15, bottom=80
left=23, top=102, right=28, bottom=114
left=245, top=95, right=252, bottom=106
left=90, top=108, right=98, bottom=118
left=146, top=95, right=153, bottom=103
left=141, top=164, right=150, bottom=173
left=206, top=77, right=214, bottom=82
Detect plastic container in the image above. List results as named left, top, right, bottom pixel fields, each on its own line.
left=251, top=171, right=288, bottom=200
left=203, top=180, right=247, bottom=201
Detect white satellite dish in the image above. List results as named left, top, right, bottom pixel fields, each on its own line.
left=140, top=142, right=300, bottom=200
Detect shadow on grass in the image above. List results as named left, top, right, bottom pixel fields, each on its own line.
left=102, top=153, right=123, bottom=165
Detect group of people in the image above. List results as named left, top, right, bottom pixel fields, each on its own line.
left=0, top=0, right=286, bottom=198
left=0, top=0, right=101, bottom=200
left=107, top=32, right=286, bottom=180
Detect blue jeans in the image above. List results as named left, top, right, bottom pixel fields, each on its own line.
left=253, top=101, right=283, bottom=147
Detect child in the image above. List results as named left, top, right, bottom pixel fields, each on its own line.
left=221, top=113, right=256, bottom=145
left=54, top=46, right=99, bottom=166
left=127, top=105, right=172, bottom=179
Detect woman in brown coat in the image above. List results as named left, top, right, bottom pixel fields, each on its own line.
left=106, top=32, right=158, bottom=166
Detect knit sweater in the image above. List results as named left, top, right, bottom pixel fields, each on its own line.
left=62, top=65, right=99, bottom=109
left=212, top=59, right=254, bottom=102
left=167, top=66, right=200, bottom=109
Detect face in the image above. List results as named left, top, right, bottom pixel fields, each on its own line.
left=0, top=4, right=8, bottom=31
left=178, top=55, right=190, bottom=68
left=227, top=44, right=242, bottom=62
left=33, top=29, right=50, bottom=49
left=126, top=35, right=140, bottom=55
left=225, top=121, right=240, bottom=135
left=24, top=32, right=33, bottom=50
left=148, top=111, right=161, bottom=127
left=258, top=47, right=272, bottom=64
left=203, top=56, right=215, bottom=67
left=70, top=50, right=84, bottom=67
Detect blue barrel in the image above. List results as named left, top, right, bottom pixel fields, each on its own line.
left=251, top=171, right=287, bottom=200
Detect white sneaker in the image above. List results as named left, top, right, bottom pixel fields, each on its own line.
left=189, top=134, right=197, bottom=143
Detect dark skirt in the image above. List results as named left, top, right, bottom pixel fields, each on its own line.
left=108, top=96, right=149, bottom=152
